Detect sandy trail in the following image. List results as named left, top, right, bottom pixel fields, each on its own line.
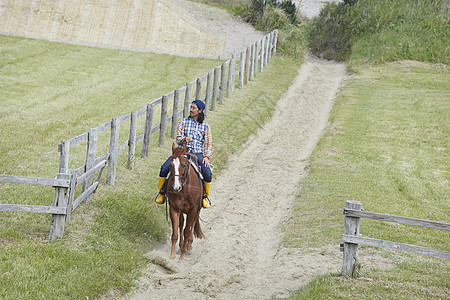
left=120, top=56, right=347, bottom=299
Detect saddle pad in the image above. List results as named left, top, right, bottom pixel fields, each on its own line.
left=190, top=158, right=204, bottom=180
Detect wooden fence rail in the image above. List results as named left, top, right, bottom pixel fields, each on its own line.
left=1, top=29, right=278, bottom=241
left=341, top=200, right=450, bottom=278
left=0, top=174, right=76, bottom=241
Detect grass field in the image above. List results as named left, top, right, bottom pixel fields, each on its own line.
left=0, top=34, right=301, bottom=299
left=284, top=61, right=449, bottom=299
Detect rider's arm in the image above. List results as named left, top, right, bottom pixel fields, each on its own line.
left=204, top=125, right=213, bottom=159
left=176, top=119, right=186, bottom=144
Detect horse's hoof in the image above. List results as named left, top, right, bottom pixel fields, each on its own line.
left=186, top=249, right=192, bottom=256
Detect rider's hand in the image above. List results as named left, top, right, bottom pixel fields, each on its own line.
left=185, top=136, right=193, bottom=143
left=203, top=156, right=210, bottom=168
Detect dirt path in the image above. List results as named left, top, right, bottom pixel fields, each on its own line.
left=118, top=56, right=347, bottom=299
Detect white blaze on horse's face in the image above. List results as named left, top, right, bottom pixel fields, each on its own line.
left=172, top=157, right=182, bottom=193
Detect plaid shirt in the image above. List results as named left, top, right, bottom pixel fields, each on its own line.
left=176, top=117, right=213, bottom=158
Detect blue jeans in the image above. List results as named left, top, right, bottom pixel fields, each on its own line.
left=160, top=153, right=212, bottom=182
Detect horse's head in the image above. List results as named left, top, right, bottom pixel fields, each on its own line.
left=170, top=143, right=188, bottom=193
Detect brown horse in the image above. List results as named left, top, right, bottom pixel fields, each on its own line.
left=166, top=143, right=204, bottom=260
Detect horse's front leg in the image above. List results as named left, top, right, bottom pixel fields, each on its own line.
left=178, top=213, right=184, bottom=252
left=180, top=213, right=195, bottom=260
left=169, top=209, right=180, bottom=260
left=187, top=219, right=195, bottom=252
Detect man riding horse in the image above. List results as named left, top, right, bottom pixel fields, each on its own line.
left=155, top=99, right=213, bottom=208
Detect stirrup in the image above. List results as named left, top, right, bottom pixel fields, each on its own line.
left=202, top=197, right=211, bottom=208
left=154, top=192, right=165, bottom=204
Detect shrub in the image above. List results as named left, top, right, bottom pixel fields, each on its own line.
left=306, top=2, right=353, bottom=61
left=277, top=23, right=307, bottom=61
left=246, top=0, right=300, bottom=31
left=306, top=0, right=449, bottom=65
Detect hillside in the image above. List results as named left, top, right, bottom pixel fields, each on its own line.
left=0, top=0, right=263, bottom=59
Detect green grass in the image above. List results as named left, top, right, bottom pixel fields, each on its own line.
left=283, top=62, right=449, bottom=298
left=0, top=34, right=301, bottom=299
left=291, top=259, right=448, bottom=299
left=0, top=35, right=220, bottom=176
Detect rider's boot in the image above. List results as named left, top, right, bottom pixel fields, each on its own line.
left=202, top=181, right=212, bottom=208
left=155, top=177, right=166, bottom=204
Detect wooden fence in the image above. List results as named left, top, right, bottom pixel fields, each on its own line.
left=0, top=174, right=76, bottom=241
left=1, top=29, right=278, bottom=240
left=341, top=200, right=450, bottom=278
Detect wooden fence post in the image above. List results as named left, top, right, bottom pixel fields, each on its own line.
left=142, top=103, right=153, bottom=158
left=342, top=200, right=363, bottom=278
left=65, top=173, right=76, bottom=222
left=260, top=37, right=265, bottom=73
left=244, top=46, right=250, bottom=85
left=267, top=31, right=273, bottom=63
left=211, top=66, right=220, bottom=111
left=205, top=70, right=212, bottom=116
left=128, top=111, right=137, bottom=170
left=238, top=50, right=245, bottom=88
left=265, top=34, right=270, bottom=67
left=195, top=77, right=202, bottom=100
left=273, top=29, right=278, bottom=55
left=58, top=140, right=70, bottom=173
left=171, top=89, right=180, bottom=138
left=249, top=43, right=255, bottom=81
left=227, top=59, right=233, bottom=97
left=230, top=52, right=236, bottom=93
left=107, top=118, right=119, bottom=185
left=219, top=62, right=226, bottom=104
left=49, top=173, right=71, bottom=241
left=84, top=128, right=98, bottom=202
left=254, top=41, right=259, bottom=78
left=183, top=83, right=191, bottom=117
left=159, top=95, right=168, bottom=146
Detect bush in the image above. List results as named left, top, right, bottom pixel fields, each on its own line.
left=245, top=0, right=300, bottom=31
left=306, top=2, right=353, bottom=61
left=306, top=0, right=449, bottom=65
left=277, top=23, right=307, bottom=61
left=254, top=6, right=292, bottom=32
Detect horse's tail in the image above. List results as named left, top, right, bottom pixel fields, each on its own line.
left=193, top=216, right=204, bottom=239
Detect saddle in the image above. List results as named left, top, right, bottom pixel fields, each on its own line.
left=186, top=154, right=207, bottom=199
left=187, top=153, right=204, bottom=181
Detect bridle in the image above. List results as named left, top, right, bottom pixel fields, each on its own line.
left=170, top=154, right=191, bottom=190
left=165, top=153, right=192, bottom=221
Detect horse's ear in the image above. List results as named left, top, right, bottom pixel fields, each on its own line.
left=172, top=142, right=176, bottom=153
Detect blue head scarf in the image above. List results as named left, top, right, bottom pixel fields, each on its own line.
left=192, top=100, right=205, bottom=111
